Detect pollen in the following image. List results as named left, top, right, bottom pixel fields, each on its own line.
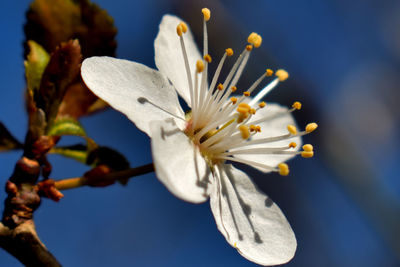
left=305, top=122, right=318, bottom=133
left=255, top=125, right=261, bottom=132
left=204, top=54, right=212, bottom=63
left=258, top=101, right=266, bottom=108
left=225, top=48, right=234, bottom=56
left=202, top=8, right=211, bottom=21
left=292, top=101, right=302, bottom=110
left=230, top=97, right=238, bottom=104
left=176, top=22, right=188, bottom=36
left=301, top=151, right=314, bottom=158
left=239, top=125, right=250, bottom=139
left=276, top=69, right=289, bottom=81
left=243, top=91, right=251, bottom=97
left=278, top=163, right=289, bottom=176
left=249, top=125, right=257, bottom=132
left=250, top=108, right=256, bottom=115
left=231, top=86, right=237, bottom=92
left=237, top=103, right=251, bottom=114
left=289, top=142, right=297, bottom=148
left=302, top=144, right=313, bottom=152
left=287, top=125, right=297, bottom=135
left=247, top=32, right=262, bottom=48
left=265, top=69, right=274, bottom=76
left=196, top=60, right=204, bottom=73
left=217, top=83, right=224, bottom=91
left=246, top=45, right=253, bottom=51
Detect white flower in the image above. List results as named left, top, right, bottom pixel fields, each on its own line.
left=81, top=8, right=317, bottom=266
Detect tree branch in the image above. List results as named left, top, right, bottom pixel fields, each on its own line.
left=54, top=163, right=154, bottom=190
left=0, top=221, right=62, bottom=267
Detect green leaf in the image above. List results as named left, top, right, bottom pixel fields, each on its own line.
left=24, top=41, right=50, bottom=95
left=0, top=122, right=23, bottom=152
left=47, top=117, right=86, bottom=137
left=50, top=144, right=87, bottom=163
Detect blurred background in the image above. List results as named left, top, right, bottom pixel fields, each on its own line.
left=1, top=0, right=399, bottom=266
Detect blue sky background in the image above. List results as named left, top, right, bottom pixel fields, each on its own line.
left=1, top=0, right=399, bottom=266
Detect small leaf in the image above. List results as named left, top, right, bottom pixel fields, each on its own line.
left=50, top=144, right=88, bottom=163
left=0, top=122, right=23, bottom=152
left=25, top=0, right=117, bottom=58
left=47, top=117, right=86, bottom=137
left=24, top=41, right=50, bottom=95
left=36, top=39, right=82, bottom=127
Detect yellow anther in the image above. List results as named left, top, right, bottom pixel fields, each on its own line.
left=247, top=32, right=262, bottom=48
left=265, top=69, right=274, bottom=76
left=249, top=125, right=257, bottom=132
left=255, top=125, right=261, bottom=132
left=202, top=8, right=211, bottom=21
left=302, top=144, right=313, bottom=152
left=230, top=97, right=238, bottom=104
left=243, top=91, right=250, bottom=97
left=237, top=113, right=248, bottom=123
left=237, top=103, right=251, bottom=112
left=239, top=125, right=250, bottom=139
left=305, top=122, right=318, bottom=133
left=258, top=101, right=266, bottom=108
left=289, top=142, right=297, bottom=148
left=225, top=48, right=234, bottom=56
left=204, top=54, right=212, bottom=63
left=217, top=83, right=224, bottom=91
left=292, top=101, right=302, bottom=110
left=234, top=242, right=237, bottom=248
left=301, top=151, right=314, bottom=158
left=196, top=60, right=204, bottom=73
left=250, top=108, right=256, bottom=115
left=231, top=86, right=237, bottom=92
left=276, top=69, right=289, bottom=81
left=180, top=22, right=188, bottom=33
left=176, top=24, right=183, bottom=36
left=278, top=163, right=289, bottom=176
left=287, top=125, right=297, bottom=135
left=246, top=45, right=253, bottom=51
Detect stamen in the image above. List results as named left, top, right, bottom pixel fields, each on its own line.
left=239, top=125, right=250, bottom=139
left=204, top=54, right=212, bottom=63
left=258, top=101, right=266, bottom=108
left=289, top=142, right=297, bottom=148
left=302, top=144, right=313, bottom=152
left=248, top=78, right=279, bottom=106
left=266, top=69, right=274, bottom=76
left=202, top=8, right=211, bottom=21
left=305, top=123, right=318, bottom=133
left=247, top=32, right=262, bottom=48
left=196, top=60, right=204, bottom=73
left=225, top=48, right=234, bottom=56
left=230, top=97, right=238, bottom=104
left=244, top=91, right=250, bottom=97
left=276, top=69, right=289, bottom=81
left=231, top=86, right=237, bottom=92
left=217, top=83, right=224, bottom=91
left=287, top=125, right=297, bottom=135
left=292, top=101, right=302, bottom=110
left=246, top=45, right=253, bottom=51
left=301, top=151, right=314, bottom=158
left=278, top=163, right=289, bottom=176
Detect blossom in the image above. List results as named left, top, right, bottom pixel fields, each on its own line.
left=81, top=8, right=317, bottom=266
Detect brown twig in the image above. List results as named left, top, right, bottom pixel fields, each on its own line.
left=54, top=163, right=154, bottom=190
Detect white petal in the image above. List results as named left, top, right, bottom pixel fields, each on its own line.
left=237, top=103, right=302, bottom=172
left=210, top=164, right=296, bottom=265
left=81, top=56, right=185, bottom=136
left=154, top=15, right=202, bottom=106
left=150, top=119, right=210, bottom=203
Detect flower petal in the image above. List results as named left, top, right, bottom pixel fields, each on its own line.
left=150, top=119, right=211, bottom=203
left=154, top=15, right=202, bottom=106
left=236, top=103, right=302, bottom=172
left=210, top=164, right=296, bottom=265
left=81, top=56, right=185, bottom=136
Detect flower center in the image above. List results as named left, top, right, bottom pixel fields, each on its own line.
left=178, top=8, right=317, bottom=175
